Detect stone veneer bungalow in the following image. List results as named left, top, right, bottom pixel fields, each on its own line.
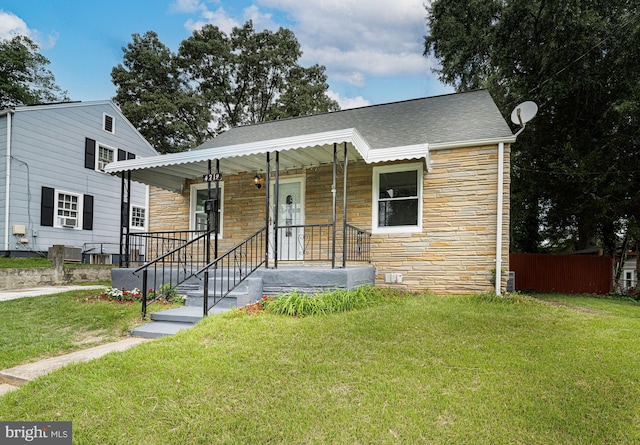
left=106, top=89, right=516, bottom=295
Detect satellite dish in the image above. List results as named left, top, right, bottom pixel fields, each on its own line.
left=511, top=101, right=538, bottom=126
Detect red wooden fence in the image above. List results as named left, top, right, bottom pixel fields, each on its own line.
left=509, top=253, right=612, bottom=294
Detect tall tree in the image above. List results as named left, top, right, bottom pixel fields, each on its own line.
left=112, top=21, right=339, bottom=153
left=425, top=0, right=640, bottom=254
left=0, top=35, right=68, bottom=107
left=111, top=31, right=211, bottom=154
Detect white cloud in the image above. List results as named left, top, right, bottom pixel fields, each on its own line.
left=327, top=90, right=370, bottom=110
left=174, top=0, right=438, bottom=96
left=184, top=6, right=239, bottom=33
left=170, top=0, right=206, bottom=14
left=0, top=10, right=58, bottom=49
left=256, top=0, right=430, bottom=81
left=0, top=10, right=29, bottom=39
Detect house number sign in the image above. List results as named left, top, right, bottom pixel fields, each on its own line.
left=203, top=173, right=222, bottom=182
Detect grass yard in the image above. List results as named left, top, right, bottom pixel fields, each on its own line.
left=0, top=257, right=52, bottom=268
left=0, top=288, right=166, bottom=369
left=0, top=291, right=639, bottom=444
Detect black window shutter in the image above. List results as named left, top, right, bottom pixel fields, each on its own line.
left=41, top=187, right=55, bottom=227
left=84, top=138, right=96, bottom=169
left=83, top=195, right=94, bottom=231
left=117, top=149, right=127, bottom=161
left=127, top=152, right=136, bottom=160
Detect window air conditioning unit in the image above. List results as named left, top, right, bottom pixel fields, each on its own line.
left=62, top=218, right=77, bottom=228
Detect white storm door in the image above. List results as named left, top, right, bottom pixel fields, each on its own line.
left=272, top=178, right=305, bottom=261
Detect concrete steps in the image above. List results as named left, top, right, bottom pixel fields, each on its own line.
left=131, top=294, right=242, bottom=339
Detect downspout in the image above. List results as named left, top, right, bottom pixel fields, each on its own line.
left=4, top=110, right=14, bottom=252
left=495, top=142, right=505, bottom=295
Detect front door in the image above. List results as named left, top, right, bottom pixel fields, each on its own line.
left=270, top=178, right=305, bottom=261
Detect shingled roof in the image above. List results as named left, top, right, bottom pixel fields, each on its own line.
left=200, top=89, right=513, bottom=151
left=105, top=89, right=515, bottom=192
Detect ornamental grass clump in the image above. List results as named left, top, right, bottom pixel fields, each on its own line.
left=265, top=285, right=391, bottom=316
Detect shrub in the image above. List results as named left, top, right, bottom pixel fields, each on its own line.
left=265, top=285, right=390, bottom=317
left=102, top=284, right=185, bottom=305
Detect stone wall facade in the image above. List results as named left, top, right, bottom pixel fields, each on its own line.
left=148, top=144, right=510, bottom=294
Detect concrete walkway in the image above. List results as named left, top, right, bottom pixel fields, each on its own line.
left=0, top=285, right=146, bottom=396
left=0, top=285, right=106, bottom=302
left=0, top=337, right=148, bottom=396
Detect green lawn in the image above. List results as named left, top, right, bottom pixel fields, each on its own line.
left=1, top=292, right=639, bottom=444
left=0, top=257, right=52, bottom=268
left=0, top=288, right=164, bottom=369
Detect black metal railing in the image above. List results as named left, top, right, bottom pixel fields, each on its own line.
left=135, top=230, right=213, bottom=319
left=128, top=230, right=207, bottom=266
left=131, top=223, right=371, bottom=318
left=274, top=223, right=333, bottom=262
left=345, top=224, right=372, bottom=263
left=197, top=227, right=266, bottom=316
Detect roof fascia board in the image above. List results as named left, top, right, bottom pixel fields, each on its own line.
left=363, top=143, right=429, bottom=164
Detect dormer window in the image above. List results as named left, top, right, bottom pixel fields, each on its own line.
left=103, top=114, right=114, bottom=133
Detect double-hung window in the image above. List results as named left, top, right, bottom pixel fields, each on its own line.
left=372, top=163, right=422, bottom=233
left=190, top=183, right=223, bottom=236
left=97, top=145, right=114, bottom=171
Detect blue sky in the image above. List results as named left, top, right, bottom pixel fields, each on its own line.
left=0, top=0, right=453, bottom=109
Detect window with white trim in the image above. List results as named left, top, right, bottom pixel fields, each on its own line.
left=130, top=206, right=146, bottom=229
left=56, top=191, right=81, bottom=229
left=103, top=113, right=114, bottom=133
left=97, top=145, right=114, bottom=171
left=190, top=183, right=223, bottom=236
left=372, top=163, right=422, bottom=233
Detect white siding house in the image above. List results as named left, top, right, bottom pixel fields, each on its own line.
left=0, top=101, right=158, bottom=262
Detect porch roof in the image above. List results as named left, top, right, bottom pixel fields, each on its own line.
left=104, top=89, right=515, bottom=192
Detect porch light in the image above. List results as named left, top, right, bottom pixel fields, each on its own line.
left=254, top=173, right=265, bottom=189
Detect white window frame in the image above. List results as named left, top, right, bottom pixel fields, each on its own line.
left=54, top=190, right=83, bottom=229
left=372, top=163, right=423, bottom=234
left=103, top=113, right=115, bottom=134
left=190, top=182, right=224, bottom=237
left=96, top=144, right=115, bottom=172
left=130, top=205, right=147, bottom=230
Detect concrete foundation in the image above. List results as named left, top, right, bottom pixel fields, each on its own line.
left=111, top=265, right=376, bottom=296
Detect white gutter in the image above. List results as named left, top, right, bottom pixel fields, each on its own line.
left=3, top=109, right=14, bottom=252
left=495, top=142, right=505, bottom=295
left=429, top=136, right=516, bottom=151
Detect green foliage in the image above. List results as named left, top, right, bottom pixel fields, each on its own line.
left=264, top=285, right=392, bottom=316
left=1, top=292, right=639, bottom=443
left=103, top=284, right=185, bottom=304
left=0, top=35, right=68, bottom=107
left=149, top=283, right=185, bottom=304
left=0, top=257, right=52, bottom=268
left=0, top=289, right=154, bottom=369
left=111, top=31, right=211, bottom=154
left=425, top=0, right=640, bottom=254
left=112, top=21, right=339, bottom=154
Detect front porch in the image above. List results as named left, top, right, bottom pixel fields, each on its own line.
left=117, top=265, right=375, bottom=338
